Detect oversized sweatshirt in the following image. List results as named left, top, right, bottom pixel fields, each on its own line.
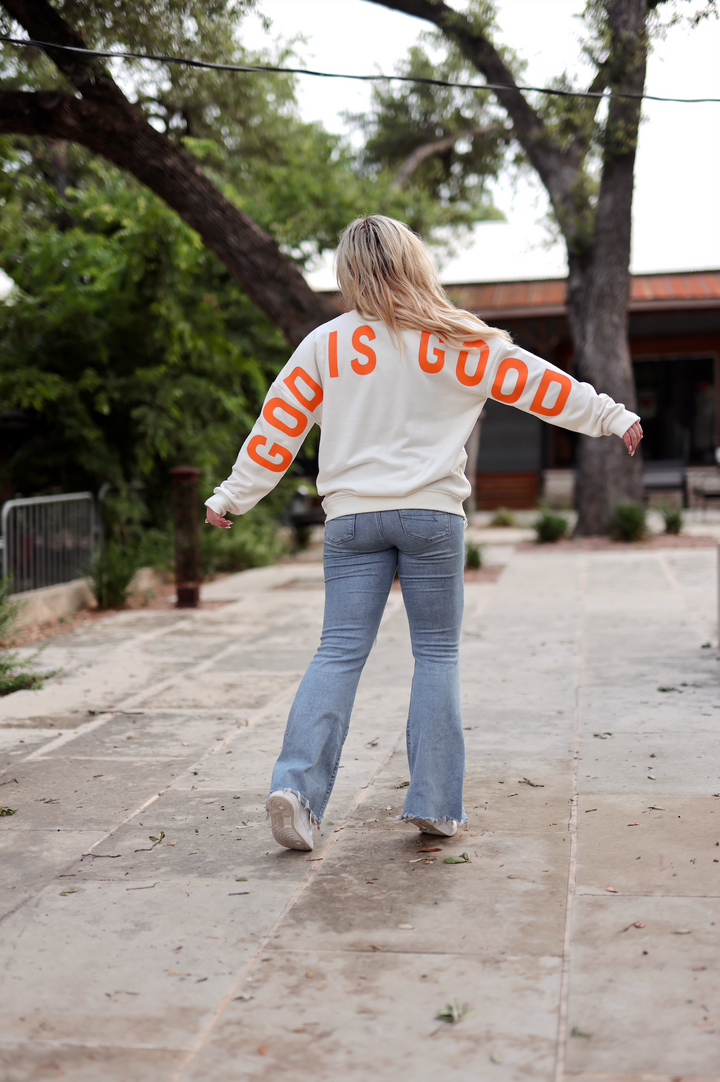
left=205, top=310, right=639, bottom=522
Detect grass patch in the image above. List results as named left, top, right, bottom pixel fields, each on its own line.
left=533, top=508, right=568, bottom=543
left=465, top=541, right=483, bottom=570
left=608, top=502, right=646, bottom=542
left=0, top=579, right=53, bottom=696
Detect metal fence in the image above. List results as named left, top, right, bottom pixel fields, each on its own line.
left=0, top=492, right=97, bottom=594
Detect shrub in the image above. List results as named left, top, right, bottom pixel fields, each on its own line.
left=490, top=507, right=516, bottom=527
left=91, top=542, right=139, bottom=610
left=662, top=506, right=683, bottom=535
left=465, top=542, right=483, bottom=570
left=534, top=508, right=568, bottom=543
left=609, top=502, right=646, bottom=542
left=200, top=507, right=288, bottom=579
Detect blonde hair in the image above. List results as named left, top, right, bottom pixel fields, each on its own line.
left=335, top=215, right=512, bottom=346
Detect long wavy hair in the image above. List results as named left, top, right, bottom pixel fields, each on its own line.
left=335, top=215, right=512, bottom=346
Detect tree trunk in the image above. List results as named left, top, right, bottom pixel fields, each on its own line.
left=566, top=0, right=647, bottom=534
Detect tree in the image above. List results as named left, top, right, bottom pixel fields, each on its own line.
left=366, top=0, right=684, bottom=533
left=0, top=0, right=506, bottom=348
left=0, top=0, right=340, bottom=345
left=0, top=163, right=294, bottom=568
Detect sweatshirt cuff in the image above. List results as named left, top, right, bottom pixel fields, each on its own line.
left=608, top=408, right=640, bottom=439
left=205, top=494, right=229, bottom=516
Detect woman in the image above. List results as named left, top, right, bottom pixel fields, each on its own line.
left=205, top=215, right=642, bottom=851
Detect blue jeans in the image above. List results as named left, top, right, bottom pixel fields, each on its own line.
left=269, top=509, right=467, bottom=825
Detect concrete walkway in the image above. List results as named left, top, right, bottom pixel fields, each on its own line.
left=0, top=544, right=718, bottom=1082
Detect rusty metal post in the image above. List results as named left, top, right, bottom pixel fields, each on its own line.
left=170, top=466, right=201, bottom=608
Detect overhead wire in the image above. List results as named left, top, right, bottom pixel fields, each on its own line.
left=2, top=36, right=719, bottom=104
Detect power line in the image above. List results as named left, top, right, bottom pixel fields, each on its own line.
left=2, top=36, right=719, bottom=104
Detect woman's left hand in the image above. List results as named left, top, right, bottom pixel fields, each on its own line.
left=205, top=507, right=232, bottom=529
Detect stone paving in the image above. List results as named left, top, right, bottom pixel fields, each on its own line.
left=0, top=542, right=718, bottom=1082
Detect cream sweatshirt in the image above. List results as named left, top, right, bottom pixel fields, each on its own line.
left=205, top=310, right=639, bottom=522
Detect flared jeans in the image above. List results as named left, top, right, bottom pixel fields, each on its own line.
left=269, top=509, right=467, bottom=825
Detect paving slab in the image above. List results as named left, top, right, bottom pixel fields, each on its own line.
left=0, top=542, right=718, bottom=1081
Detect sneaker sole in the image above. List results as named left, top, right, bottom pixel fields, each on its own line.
left=407, top=818, right=457, bottom=837
left=267, top=794, right=313, bottom=851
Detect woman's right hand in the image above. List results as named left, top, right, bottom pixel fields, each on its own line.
left=205, top=507, right=232, bottom=529
left=622, top=421, right=643, bottom=457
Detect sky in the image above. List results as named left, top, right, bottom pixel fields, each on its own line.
left=242, top=0, right=720, bottom=286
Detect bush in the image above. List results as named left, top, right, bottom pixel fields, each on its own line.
left=662, top=506, right=683, bottom=535
left=534, top=508, right=568, bottom=543
left=0, top=579, right=48, bottom=695
left=200, top=507, right=288, bottom=579
left=490, top=507, right=516, bottom=527
left=465, top=541, right=483, bottom=570
left=609, top=502, right=646, bottom=542
left=91, top=542, right=139, bottom=610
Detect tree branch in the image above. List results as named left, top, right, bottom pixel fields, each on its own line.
left=366, top=0, right=579, bottom=215
left=1, top=0, right=129, bottom=107
left=0, top=0, right=338, bottom=345
left=391, top=124, right=501, bottom=188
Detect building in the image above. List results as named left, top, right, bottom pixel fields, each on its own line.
left=447, top=271, right=720, bottom=509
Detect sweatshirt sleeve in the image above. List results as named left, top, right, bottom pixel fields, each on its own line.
left=205, top=331, right=323, bottom=517
left=477, top=340, right=639, bottom=439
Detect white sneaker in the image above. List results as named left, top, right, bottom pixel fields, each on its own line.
left=407, top=818, right=458, bottom=837
left=267, top=791, right=314, bottom=851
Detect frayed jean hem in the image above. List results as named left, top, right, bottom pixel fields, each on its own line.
left=266, top=787, right=321, bottom=828
left=396, top=813, right=468, bottom=827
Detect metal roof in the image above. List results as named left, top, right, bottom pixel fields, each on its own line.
left=447, top=271, right=720, bottom=320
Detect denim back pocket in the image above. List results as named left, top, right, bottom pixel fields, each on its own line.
left=399, top=509, right=451, bottom=541
left=324, top=514, right=356, bottom=545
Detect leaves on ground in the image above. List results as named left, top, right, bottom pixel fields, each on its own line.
left=593, top=732, right=613, bottom=739
left=135, top=831, right=165, bottom=852
left=658, top=686, right=681, bottom=693
left=570, top=1026, right=592, bottom=1039
left=443, top=852, right=470, bottom=864
left=436, top=1000, right=471, bottom=1024
left=0, top=807, right=18, bottom=816
left=59, top=888, right=79, bottom=896
left=393, top=780, right=410, bottom=788
left=366, top=737, right=379, bottom=748
left=236, top=877, right=248, bottom=882
left=519, top=778, right=544, bottom=787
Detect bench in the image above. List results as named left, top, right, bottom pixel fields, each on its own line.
left=642, top=459, right=688, bottom=507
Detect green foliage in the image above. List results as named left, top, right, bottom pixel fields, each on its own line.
left=353, top=37, right=508, bottom=228
left=490, top=507, right=516, bottom=527
left=0, top=579, right=47, bottom=695
left=465, top=541, right=483, bottom=569
left=0, top=169, right=286, bottom=509
left=533, top=508, right=569, bottom=544
left=91, top=542, right=139, bottom=610
left=608, top=502, right=646, bottom=542
left=200, top=505, right=288, bottom=578
left=662, top=505, right=683, bottom=535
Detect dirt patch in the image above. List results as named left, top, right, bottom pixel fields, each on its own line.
left=518, top=533, right=719, bottom=553
left=8, top=580, right=231, bottom=648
